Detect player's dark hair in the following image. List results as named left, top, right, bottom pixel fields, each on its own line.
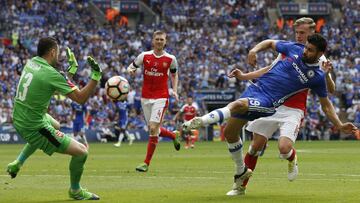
left=307, top=33, right=327, bottom=52
left=37, top=37, right=59, bottom=57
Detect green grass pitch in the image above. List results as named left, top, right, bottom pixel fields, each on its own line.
left=1, top=141, right=360, bottom=203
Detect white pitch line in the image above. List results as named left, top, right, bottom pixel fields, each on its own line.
left=10, top=169, right=360, bottom=177
left=1, top=174, right=360, bottom=182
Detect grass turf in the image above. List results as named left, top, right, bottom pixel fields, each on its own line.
left=1, top=141, right=360, bottom=203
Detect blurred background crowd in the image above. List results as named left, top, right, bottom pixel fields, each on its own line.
left=0, top=0, right=359, bottom=140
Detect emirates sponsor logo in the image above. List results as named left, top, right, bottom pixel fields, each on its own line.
left=144, top=68, right=164, bottom=77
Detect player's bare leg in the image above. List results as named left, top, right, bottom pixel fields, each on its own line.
left=278, top=137, right=298, bottom=181
left=225, top=118, right=252, bottom=196
left=136, top=122, right=160, bottom=172
left=241, top=133, right=267, bottom=188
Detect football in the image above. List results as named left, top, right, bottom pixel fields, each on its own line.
left=105, top=76, right=130, bottom=101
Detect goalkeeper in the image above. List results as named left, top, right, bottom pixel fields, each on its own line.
left=6, top=37, right=101, bottom=200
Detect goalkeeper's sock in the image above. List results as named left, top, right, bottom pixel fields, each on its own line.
left=17, top=143, right=37, bottom=165
left=159, top=127, right=176, bottom=140
left=144, top=136, right=158, bottom=165
left=69, top=153, right=88, bottom=191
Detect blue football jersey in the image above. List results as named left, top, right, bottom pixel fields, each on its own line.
left=116, top=101, right=129, bottom=123
left=71, top=102, right=87, bottom=123
left=256, top=41, right=327, bottom=107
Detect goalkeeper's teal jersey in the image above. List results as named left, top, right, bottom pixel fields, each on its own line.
left=13, top=56, right=77, bottom=130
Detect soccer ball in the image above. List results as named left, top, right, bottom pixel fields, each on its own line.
left=105, top=76, right=130, bottom=101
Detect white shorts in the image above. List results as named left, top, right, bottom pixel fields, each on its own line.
left=246, top=105, right=304, bottom=143
left=141, top=98, right=168, bottom=124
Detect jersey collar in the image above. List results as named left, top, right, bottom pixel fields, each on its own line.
left=33, top=56, right=51, bottom=66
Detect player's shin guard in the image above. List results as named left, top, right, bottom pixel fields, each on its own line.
left=159, top=127, right=176, bottom=140
left=144, top=136, right=158, bottom=165
left=69, top=153, right=88, bottom=190
left=227, top=140, right=245, bottom=175
left=16, top=143, right=37, bottom=165
left=202, top=107, right=231, bottom=125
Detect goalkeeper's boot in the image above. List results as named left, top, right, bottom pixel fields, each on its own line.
left=135, top=163, right=149, bottom=172
left=173, top=130, right=181, bottom=151
left=226, top=167, right=252, bottom=196
left=288, top=154, right=298, bottom=181
left=182, top=117, right=203, bottom=131
left=7, top=160, right=21, bottom=179
left=69, top=188, right=100, bottom=200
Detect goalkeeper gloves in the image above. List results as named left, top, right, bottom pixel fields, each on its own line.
left=66, top=47, right=78, bottom=75
left=87, top=56, right=102, bottom=81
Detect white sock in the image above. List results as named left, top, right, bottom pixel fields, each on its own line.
left=227, top=140, right=245, bottom=175
left=201, top=107, right=231, bottom=125
left=118, top=133, right=124, bottom=144
left=279, top=149, right=293, bottom=160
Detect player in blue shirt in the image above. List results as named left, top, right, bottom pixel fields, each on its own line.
left=182, top=33, right=358, bottom=195
left=71, top=102, right=88, bottom=147
left=114, top=100, right=135, bottom=147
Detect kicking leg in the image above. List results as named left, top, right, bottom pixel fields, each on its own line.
left=7, top=143, right=37, bottom=178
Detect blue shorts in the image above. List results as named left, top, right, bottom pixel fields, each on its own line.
left=73, top=121, right=84, bottom=133
left=232, top=85, right=276, bottom=121
left=118, top=120, right=128, bottom=129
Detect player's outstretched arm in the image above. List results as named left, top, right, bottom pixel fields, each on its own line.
left=228, top=66, right=271, bottom=80
left=248, top=40, right=277, bottom=67
left=319, top=97, right=358, bottom=134
left=66, top=56, right=102, bottom=104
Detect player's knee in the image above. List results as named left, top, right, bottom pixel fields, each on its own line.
left=228, top=99, right=248, bottom=114
left=278, top=143, right=292, bottom=154
left=77, top=143, right=88, bottom=156
left=149, top=127, right=159, bottom=136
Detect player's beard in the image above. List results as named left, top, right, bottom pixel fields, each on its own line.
left=302, top=55, right=317, bottom=64
left=51, top=59, right=60, bottom=69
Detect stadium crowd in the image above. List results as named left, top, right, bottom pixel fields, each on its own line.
left=0, top=0, right=359, bottom=140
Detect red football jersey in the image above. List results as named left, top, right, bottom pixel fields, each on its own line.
left=283, top=89, right=308, bottom=113
left=180, top=104, right=198, bottom=121
left=132, top=50, right=178, bottom=99
left=271, top=53, right=327, bottom=113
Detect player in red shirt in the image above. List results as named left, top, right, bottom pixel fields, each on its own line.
left=127, top=30, right=181, bottom=172
left=175, top=96, right=198, bottom=149
left=226, top=17, right=336, bottom=196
